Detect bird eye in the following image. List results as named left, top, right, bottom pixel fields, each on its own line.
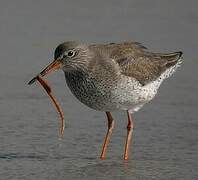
left=62, top=50, right=76, bottom=59
left=66, top=50, right=75, bottom=58
left=67, top=50, right=74, bottom=57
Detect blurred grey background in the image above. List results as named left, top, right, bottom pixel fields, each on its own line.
left=0, top=0, right=197, bottom=179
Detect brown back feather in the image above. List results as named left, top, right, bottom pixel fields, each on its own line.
left=89, top=42, right=182, bottom=85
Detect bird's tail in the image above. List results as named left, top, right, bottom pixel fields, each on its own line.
left=164, top=51, right=183, bottom=68
left=159, top=51, right=183, bottom=80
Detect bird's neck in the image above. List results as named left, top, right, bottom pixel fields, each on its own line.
left=64, top=70, right=89, bottom=83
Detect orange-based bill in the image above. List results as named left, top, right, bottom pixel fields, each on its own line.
left=36, top=76, right=65, bottom=137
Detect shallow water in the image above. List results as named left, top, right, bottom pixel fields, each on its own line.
left=0, top=0, right=198, bottom=179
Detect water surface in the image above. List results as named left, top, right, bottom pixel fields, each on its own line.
left=0, top=0, right=197, bottom=179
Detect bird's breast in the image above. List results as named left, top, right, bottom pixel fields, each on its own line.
left=64, top=72, right=112, bottom=110
left=64, top=72, right=160, bottom=112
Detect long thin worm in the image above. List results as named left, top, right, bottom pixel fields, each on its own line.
left=36, top=76, right=65, bottom=137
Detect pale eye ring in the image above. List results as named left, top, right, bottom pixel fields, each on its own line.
left=63, top=50, right=76, bottom=58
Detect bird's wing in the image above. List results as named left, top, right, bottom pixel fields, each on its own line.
left=107, top=42, right=182, bottom=85
left=89, top=42, right=182, bottom=85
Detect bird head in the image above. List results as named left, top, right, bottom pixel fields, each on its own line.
left=28, top=41, right=90, bottom=85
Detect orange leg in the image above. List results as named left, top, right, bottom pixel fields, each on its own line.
left=124, top=111, right=134, bottom=160
left=100, top=112, right=115, bottom=160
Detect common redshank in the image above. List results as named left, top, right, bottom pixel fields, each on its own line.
left=28, top=41, right=182, bottom=160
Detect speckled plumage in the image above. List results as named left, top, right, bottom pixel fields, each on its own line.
left=28, top=40, right=183, bottom=160
left=54, top=41, right=182, bottom=112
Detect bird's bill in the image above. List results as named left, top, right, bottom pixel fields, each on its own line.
left=28, top=59, right=63, bottom=85
left=40, top=59, right=63, bottom=77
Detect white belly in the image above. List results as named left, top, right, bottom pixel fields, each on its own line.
left=108, top=76, right=161, bottom=112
